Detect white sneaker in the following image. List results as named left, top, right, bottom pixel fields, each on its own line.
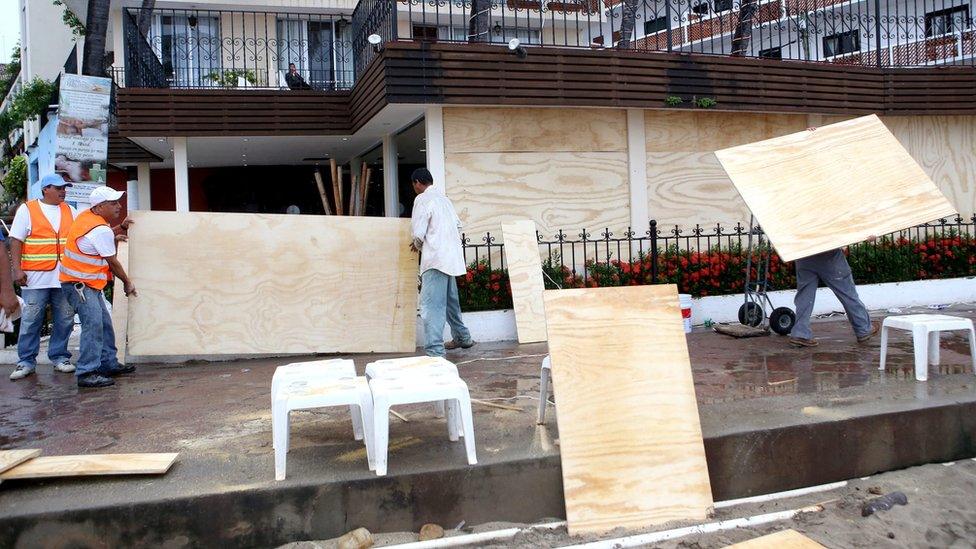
left=54, top=361, right=75, bottom=374
left=9, top=366, right=35, bottom=381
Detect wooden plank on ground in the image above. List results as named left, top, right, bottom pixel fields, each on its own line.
left=501, top=220, right=547, bottom=344
left=0, top=449, right=41, bottom=474
left=125, top=212, right=417, bottom=355
left=714, top=114, right=956, bottom=262
left=111, top=241, right=128, bottom=365
left=723, top=529, right=826, bottom=548
left=543, top=285, right=712, bottom=535
left=0, top=453, right=178, bottom=480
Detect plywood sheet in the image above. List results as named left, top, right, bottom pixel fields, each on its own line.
left=724, top=529, right=825, bottom=548
left=444, top=107, right=627, bottom=154
left=543, top=285, right=712, bottom=535
left=715, top=114, right=957, bottom=262
left=645, top=111, right=808, bottom=153
left=125, top=212, right=417, bottom=355
left=0, top=453, right=178, bottom=480
left=111, top=241, right=129, bottom=365
left=502, top=220, right=547, bottom=344
left=647, top=152, right=750, bottom=228
left=445, top=151, right=630, bottom=236
left=0, top=449, right=41, bottom=474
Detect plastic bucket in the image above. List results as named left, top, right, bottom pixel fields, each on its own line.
left=679, top=294, right=693, bottom=333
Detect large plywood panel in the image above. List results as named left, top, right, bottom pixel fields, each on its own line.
left=724, top=529, right=825, bottom=548
left=502, top=220, right=547, bottom=344
left=444, top=108, right=627, bottom=154
left=446, top=152, right=630, bottom=236
left=544, top=285, right=712, bottom=535
left=0, top=453, right=178, bottom=479
left=715, top=115, right=957, bottom=262
left=645, top=111, right=808, bottom=153
left=126, top=212, right=417, bottom=355
left=0, top=449, right=41, bottom=474
left=112, top=241, right=129, bottom=364
left=647, top=152, right=750, bottom=228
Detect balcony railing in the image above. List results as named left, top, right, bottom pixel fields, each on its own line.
left=119, top=0, right=975, bottom=89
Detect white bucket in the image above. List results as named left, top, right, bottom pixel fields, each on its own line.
left=679, top=294, right=693, bottom=333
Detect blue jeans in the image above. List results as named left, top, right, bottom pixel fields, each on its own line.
left=420, top=269, right=472, bottom=357
left=61, top=283, right=120, bottom=378
left=16, top=287, right=75, bottom=368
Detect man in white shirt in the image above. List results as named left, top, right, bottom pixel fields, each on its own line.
left=8, top=173, right=77, bottom=381
left=409, top=168, right=474, bottom=357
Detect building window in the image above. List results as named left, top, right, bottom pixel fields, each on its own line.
left=644, top=16, right=668, bottom=35
left=412, top=25, right=439, bottom=41
left=691, top=2, right=710, bottom=16
left=925, top=5, right=970, bottom=37
left=155, top=14, right=222, bottom=87
left=823, top=30, right=860, bottom=57
left=277, top=19, right=337, bottom=89
left=759, top=46, right=782, bottom=59
left=713, top=0, right=733, bottom=12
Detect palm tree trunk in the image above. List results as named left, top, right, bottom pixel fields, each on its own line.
left=616, top=0, right=639, bottom=49
left=468, top=0, right=492, bottom=42
left=137, top=0, right=156, bottom=37
left=730, top=0, right=758, bottom=56
left=82, top=0, right=112, bottom=76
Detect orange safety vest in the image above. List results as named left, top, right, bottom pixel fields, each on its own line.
left=59, top=209, right=113, bottom=290
left=21, top=200, right=73, bottom=272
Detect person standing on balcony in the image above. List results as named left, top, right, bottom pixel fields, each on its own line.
left=409, top=168, right=475, bottom=357
left=8, top=173, right=78, bottom=381
left=285, top=63, right=311, bottom=90
left=61, top=187, right=137, bottom=389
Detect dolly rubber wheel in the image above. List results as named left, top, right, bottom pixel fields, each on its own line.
left=769, top=307, right=796, bottom=335
left=738, top=302, right=763, bottom=327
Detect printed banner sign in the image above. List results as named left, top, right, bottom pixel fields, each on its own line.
left=55, top=74, right=112, bottom=203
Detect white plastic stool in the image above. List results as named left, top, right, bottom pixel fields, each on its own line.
left=272, top=375, right=374, bottom=480
left=879, top=314, right=976, bottom=381
left=366, top=356, right=460, bottom=420
left=271, top=359, right=362, bottom=447
left=369, top=375, right=477, bottom=476
left=538, top=355, right=552, bottom=425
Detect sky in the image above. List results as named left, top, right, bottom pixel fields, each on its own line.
left=0, top=0, right=21, bottom=64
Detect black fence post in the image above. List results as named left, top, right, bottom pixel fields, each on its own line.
left=650, top=219, right=659, bottom=283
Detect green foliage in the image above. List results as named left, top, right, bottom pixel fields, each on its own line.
left=2, top=155, right=27, bottom=203
left=2, top=78, right=56, bottom=134
left=206, top=70, right=258, bottom=88
left=52, top=0, right=86, bottom=37
left=664, top=95, right=684, bottom=107
left=694, top=97, right=717, bottom=109
left=457, top=259, right=513, bottom=312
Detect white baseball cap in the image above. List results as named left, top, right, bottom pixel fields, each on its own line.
left=89, top=186, right=125, bottom=207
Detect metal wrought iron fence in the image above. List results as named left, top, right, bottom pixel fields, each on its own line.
left=460, top=215, right=976, bottom=295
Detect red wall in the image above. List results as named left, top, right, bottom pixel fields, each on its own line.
left=149, top=168, right=211, bottom=211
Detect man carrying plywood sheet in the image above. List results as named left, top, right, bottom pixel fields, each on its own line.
left=715, top=115, right=956, bottom=347
left=410, top=168, right=475, bottom=357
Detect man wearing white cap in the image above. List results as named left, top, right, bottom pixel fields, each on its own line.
left=60, top=186, right=137, bottom=389
left=8, top=173, right=78, bottom=381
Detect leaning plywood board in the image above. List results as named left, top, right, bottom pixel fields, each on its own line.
left=0, top=453, right=178, bottom=480
left=543, top=285, right=712, bottom=535
left=502, top=220, right=547, bottom=343
left=714, top=114, right=956, bottom=262
left=723, top=529, right=826, bottom=548
left=111, top=241, right=128, bottom=364
left=0, top=449, right=41, bottom=474
left=125, top=212, right=417, bottom=355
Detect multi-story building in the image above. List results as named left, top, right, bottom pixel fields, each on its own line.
left=26, top=0, right=976, bottom=230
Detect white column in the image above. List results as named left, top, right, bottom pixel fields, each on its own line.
left=173, top=137, right=190, bottom=212
left=136, top=162, right=152, bottom=210
left=626, top=109, right=649, bottom=231
left=382, top=134, right=399, bottom=217
left=425, top=107, right=446, bottom=189
left=126, top=178, right=139, bottom=211
left=110, top=7, right=125, bottom=78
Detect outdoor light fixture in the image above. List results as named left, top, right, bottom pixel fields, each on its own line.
left=368, top=33, right=383, bottom=52
left=188, top=15, right=198, bottom=27
left=508, top=38, right=527, bottom=59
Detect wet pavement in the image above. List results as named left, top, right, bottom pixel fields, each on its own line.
left=1, top=305, right=975, bottom=522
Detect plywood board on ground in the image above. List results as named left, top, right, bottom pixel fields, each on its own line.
left=0, top=449, right=41, bottom=474
left=543, top=285, right=712, bottom=535
left=724, top=529, right=825, bottom=548
left=112, top=241, right=129, bottom=364
left=502, top=220, right=547, bottom=343
left=125, top=212, right=417, bottom=355
left=0, top=453, right=178, bottom=480
left=715, top=114, right=957, bottom=262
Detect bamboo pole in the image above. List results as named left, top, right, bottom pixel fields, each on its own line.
left=313, top=169, right=332, bottom=215
left=349, top=173, right=359, bottom=216
left=362, top=167, right=372, bottom=215
left=330, top=159, right=341, bottom=216
left=337, top=165, right=345, bottom=216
